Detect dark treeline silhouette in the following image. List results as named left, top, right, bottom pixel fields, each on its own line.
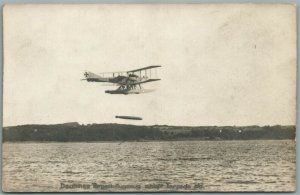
left=2, top=123, right=295, bottom=142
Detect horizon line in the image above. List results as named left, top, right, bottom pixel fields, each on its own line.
left=2, top=122, right=296, bottom=128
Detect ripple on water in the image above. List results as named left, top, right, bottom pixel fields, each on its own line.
left=2, top=140, right=296, bottom=192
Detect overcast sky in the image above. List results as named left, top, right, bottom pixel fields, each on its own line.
left=3, top=4, right=296, bottom=126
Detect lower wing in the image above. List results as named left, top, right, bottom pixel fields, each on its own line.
left=132, top=79, right=161, bottom=85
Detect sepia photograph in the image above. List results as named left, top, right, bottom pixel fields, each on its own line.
left=2, top=4, right=296, bottom=192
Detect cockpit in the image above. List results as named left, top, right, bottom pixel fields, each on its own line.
left=128, top=73, right=138, bottom=78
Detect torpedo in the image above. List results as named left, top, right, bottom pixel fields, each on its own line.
left=115, top=116, right=143, bottom=120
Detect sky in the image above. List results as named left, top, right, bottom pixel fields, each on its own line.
left=3, top=4, right=296, bottom=126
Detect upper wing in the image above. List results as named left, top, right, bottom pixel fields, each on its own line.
left=127, top=65, right=161, bottom=73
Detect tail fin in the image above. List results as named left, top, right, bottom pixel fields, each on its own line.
left=84, top=71, right=101, bottom=79
left=82, top=71, right=109, bottom=82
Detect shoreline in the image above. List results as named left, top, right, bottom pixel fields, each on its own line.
left=2, top=139, right=295, bottom=144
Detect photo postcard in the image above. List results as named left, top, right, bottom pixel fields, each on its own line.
left=2, top=4, right=296, bottom=192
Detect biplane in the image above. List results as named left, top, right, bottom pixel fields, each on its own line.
left=82, top=65, right=161, bottom=94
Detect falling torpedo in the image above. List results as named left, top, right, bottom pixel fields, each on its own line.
left=115, top=116, right=143, bottom=120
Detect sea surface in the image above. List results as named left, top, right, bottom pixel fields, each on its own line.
left=2, top=140, right=296, bottom=192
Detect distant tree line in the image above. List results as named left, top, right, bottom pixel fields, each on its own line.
left=2, top=123, right=295, bottom=142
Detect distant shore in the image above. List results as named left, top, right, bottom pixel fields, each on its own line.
left=3, top=139, right=295, bottom=144
left=3, top=123, right=295, bottom=142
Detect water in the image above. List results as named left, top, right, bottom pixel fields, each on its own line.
left=2, top=140, right=295, bottom=192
